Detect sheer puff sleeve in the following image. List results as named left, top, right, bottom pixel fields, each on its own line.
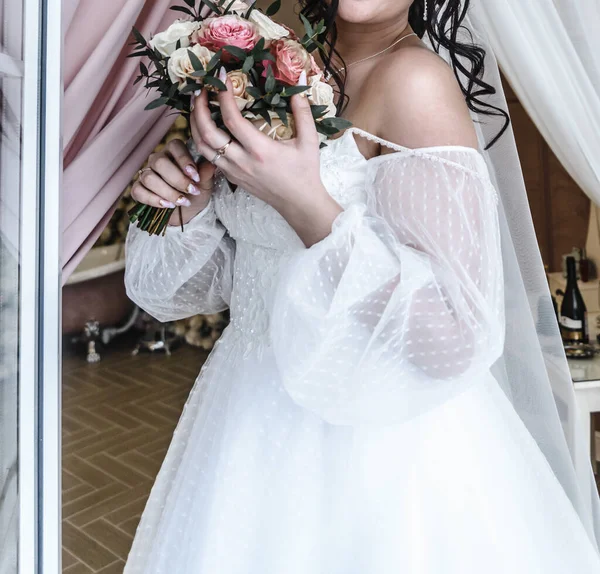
left=270, top=149, right=505, bottom=426
left=124, top=191, right=235, bottom=323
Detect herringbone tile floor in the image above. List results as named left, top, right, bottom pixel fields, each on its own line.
left=62, top=333, right=208, bottom=573
left=62, top=332, right=600, bottom=573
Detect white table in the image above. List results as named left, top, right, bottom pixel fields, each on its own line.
left=568, top=357, right=600, bottom=475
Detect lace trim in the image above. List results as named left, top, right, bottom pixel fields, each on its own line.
left=347, top=126, right=482, bottom=156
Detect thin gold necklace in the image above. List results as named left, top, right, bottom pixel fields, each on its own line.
left=324, top=31, right=418, bottom=81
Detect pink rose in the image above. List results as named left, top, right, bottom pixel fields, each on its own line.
left=262, top=38, right=315, bottom=86
left=193, top=15, right=259, bottom=56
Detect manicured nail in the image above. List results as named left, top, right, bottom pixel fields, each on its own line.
left=190, top=101, right=195, bottom=112
left=187, top=183, right=201, bottom=195
left=297, top=70, right=307, bottom=86
left=176, top=195, right=192, bottom=207
left=218, top=66, right=227, bottom=83
left=184, top=165, right=200, bottom=182
left=159, top=199, right=176, bottom=208
left=194, top=89, right=202, bottom=97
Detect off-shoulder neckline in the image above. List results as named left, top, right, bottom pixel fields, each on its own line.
left=338, top=126, right=484, bottom=162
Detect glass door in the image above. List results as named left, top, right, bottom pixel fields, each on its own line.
left=0, top=0, right=62, bottom=571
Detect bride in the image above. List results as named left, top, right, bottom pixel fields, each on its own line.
left=123, top=0, right=600, bottom=571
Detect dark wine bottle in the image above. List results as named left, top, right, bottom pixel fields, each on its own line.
left=559, top=256, right=588, bottom=344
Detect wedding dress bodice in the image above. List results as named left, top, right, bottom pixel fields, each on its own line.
left=125, top=127, right=503, bottom=426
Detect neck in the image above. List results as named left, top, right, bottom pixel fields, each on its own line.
left=334, top=15, right=411, bottom=65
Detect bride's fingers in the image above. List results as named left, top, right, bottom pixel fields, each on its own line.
left=193, top=88, right=231, bottom=150
left=148, top=150, right=200, bottom=196
left=134, top=172, right=193, bottom=208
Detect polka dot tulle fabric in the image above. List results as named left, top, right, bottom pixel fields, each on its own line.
left=123, top=129, right=600, bottom=572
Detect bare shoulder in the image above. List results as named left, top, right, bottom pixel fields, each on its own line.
left=365, top=45, right=479, bottom=150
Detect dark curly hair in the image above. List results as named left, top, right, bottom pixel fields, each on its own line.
left=298, top=0, right=510, bottom=150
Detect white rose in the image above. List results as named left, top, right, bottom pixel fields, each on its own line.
left=149, top=20, right=201, bottom=57
left=168, top=44, right=215, bottom=87
left=220, top=0, right=250, bottom=14
left=307, top=75, right=336, bottom=118
left=248, top=10, right=290, bottom=42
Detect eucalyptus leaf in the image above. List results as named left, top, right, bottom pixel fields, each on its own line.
left=207, top=49, right=223, bottom=71
left=265, top=66, right=276, bottom=93
left=271, top=93, right=281, bottom=106
left=321, top=117, right=353, bottom=130
left=183, top=0, right=195, bottom=6
left=252, top=37, right=265, bottom=55
left=145, top=97, right=169, bottom=110
left=310, top=104, right=329, bottom=119
left=170, top=5, right=195, bottom=16
left=242, top=56, right=254, bottom=74
left=265, top=0, right=281, bottom=16
left=200, top=0, right=220, bottom=15
left=281, top=85, right=309, bottom=97
left=299, top=13, right=313, bottom=38
left=257, top=108, right=272, bottom=125
left=274, top=107, right=288, bottom=126
left=132, top=27, right=147, bottom=47
left=204, top=75, right=227, bottom=91
left=187, top=49, right=205, bottom=72
left=223, top=45, right=247, bottom=61
left=245, top=86, right=263, bottom=99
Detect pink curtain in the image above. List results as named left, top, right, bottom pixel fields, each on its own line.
left=62, top=0, right=184, bottom=283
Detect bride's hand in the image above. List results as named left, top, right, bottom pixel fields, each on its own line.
left=131, top=139, right=216, bottom=226
left=190, top=68, right=329, bottom=216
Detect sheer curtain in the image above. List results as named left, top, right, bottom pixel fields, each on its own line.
left=476, top=0, right=600, bottom=261
left=61, top=0, right=181, bottom=282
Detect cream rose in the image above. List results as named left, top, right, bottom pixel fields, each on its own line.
left=244, top=110, right=295, bottom=141
left=307, top=75, right=336, bottom=118
left=227, top=69, right=254, bottom=110
left=168, top=44, right=215, bottom=87
left=149, top=20, right=201, bottom=57
left=248, top=10, right=290, bottom=42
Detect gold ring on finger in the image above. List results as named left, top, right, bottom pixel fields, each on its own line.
left=210, top=151, right=222, bottom=164
left=137, top=166, right=153, bottom=179
left=216, top=139, right=232, bottom=156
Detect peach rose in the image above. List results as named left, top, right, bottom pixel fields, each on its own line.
left=168, top=44, right=215, bottom=88
left=193, top=15, right=259, bottom=54
left=262, top=38, right=316, bottom=86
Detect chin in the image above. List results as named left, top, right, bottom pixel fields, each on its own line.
left=336, top=0, right=412, bottom=25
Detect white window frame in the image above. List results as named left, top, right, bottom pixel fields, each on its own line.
left=18, top=0, right=62, bottom=571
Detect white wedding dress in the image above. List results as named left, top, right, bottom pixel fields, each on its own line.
left=123, top=127, right=600, bottom=572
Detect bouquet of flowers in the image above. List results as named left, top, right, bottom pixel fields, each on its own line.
left=127, top=0, right=350, bottom=236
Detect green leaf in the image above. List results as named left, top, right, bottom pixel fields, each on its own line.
left=207, top=49, right=223, bottom=71
left=281, top=85, right=309, bottom=97
left=310, top=104, right=329, bottom=119
left=133, top=75, right=143, bottom=85
left=170, top=5, right=195, bottom=16
left=144, top=97, right=169, bottom=110
left=128, top=50, right=149, bottom=58
left=168, top=82, right=179, bottom=98
left=245, top=86, right=263, bottom=99
left=265, top=0, right=281, bottom=16
left=204, top=75, right=227, bottom=91
left=250, top=99, right=266, bottom=109
left=265, top=65, right=276, bottom=93
left=242, top=56, right=254, bottom=74
left=139, top=62, right=149, bottom=76
left=190, top=69, right=207, bottom=77
left=131, top=27, right=148, bottom=47
left=274, top=106, right=288, bottom=126
left=222, top=0, right=239, bottom=14
left=252, top=37, right=265, bottom=55
left=183, top=0, right=195, bottom=6
left=244, top=3, right=256, bottom=18
left=223, top=45, right=247, bottom=61
left=257, top=108, right=272, bottom=125
left=299, top=13, right=313, bottom=38
left=187, top=49, right=205, bottom=72
left=320, top=117, right=353, bottom=130
left=270, top=93, right=281, bottom=106
left=315, top=122, right=338, bottom=136
left=200, top=0, right=220, bottom=15
left=180, top=83, right=201, bottom=94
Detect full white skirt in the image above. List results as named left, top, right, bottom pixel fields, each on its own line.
left=123, top=325, right=600, bottom=573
